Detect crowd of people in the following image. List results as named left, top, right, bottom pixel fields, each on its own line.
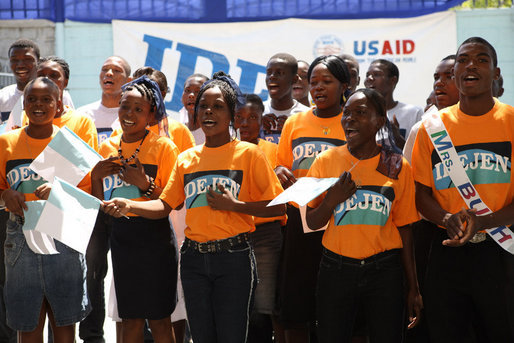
left=0, top=35, right=512, bottom=343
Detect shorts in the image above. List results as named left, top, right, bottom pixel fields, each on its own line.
left=4, top=216, right=90, bottom=331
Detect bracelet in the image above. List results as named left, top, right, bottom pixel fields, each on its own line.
left=441, top=212, right=452, bottom=227
left=143, top=177, right=156, bottom=198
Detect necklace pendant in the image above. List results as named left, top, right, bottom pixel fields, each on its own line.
left=322, top=126, right=330, bottom=135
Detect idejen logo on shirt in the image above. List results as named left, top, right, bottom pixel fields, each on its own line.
left=184, top=170, right=243, bottom=209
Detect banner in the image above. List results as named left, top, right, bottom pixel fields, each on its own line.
left=113, top=12, right=456, bottom=119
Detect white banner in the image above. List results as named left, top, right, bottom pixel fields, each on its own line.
left=113, top=12, right=456, bottom=119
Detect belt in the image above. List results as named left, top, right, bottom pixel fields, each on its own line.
left=184, top=232, right=250, bottom=253
left=322, top=247, right=400, bottom=266
left=8, top=212, right=24, bottom=225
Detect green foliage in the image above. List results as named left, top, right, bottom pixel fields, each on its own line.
left=456, top=0, right=512, bottom=8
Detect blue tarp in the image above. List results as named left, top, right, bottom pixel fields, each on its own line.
left=0, top=0, right=465, bottom=22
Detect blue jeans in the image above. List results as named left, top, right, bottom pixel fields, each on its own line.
left=180, top=238, right=257, bottom=343
left=316, top=248, right=405, bottom=343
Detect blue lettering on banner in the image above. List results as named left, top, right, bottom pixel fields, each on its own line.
left=143, top=34, right=268, bottom=113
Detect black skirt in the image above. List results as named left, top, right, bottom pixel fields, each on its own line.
left=111, top=216, right=178, bottom=319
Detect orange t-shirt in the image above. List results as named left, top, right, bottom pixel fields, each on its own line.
left=99, top=131, right=179, bottom=215
left=0, top=127, right=91, bottom=202
left=23, top=106, right=98, bottom=151
left=308, top=145, right=419, bottom=259
left=160, top=139, right=283, bottom=242
left=412, top=101, right=514, bottom=218
left=111, top=119, right=195, bottom=153
left=277, top=109, right=346, bottom=178
left=255, top=138, right=285, bottom=226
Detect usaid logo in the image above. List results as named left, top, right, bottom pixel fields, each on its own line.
left=353, top=39, right=415, bottom=56
left=313, top=35, right=344, bottom=57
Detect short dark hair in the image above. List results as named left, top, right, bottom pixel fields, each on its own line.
left=441, top=54, right=456, bottom=62
left=371, top=59, right=399, bottom=80
left=24, top=76, right=60, bottom=100
left=185, top=73, right=209, bottom=86
left=308, top=55, right=350, bottom=85
left=8, top=39, right=40, bottom=59
left=458, top=37, right=497, bottom=67
left=243, top=94, right=264, bottom=114
left=108, top=55, right=131, bottom=76
left=268, top=53, right=298, bottom=75
left=38, top=56, right=70, bottom=80
left=349, top=88, right=387, bottom=118
left=133, top=66, right=168, bottom=95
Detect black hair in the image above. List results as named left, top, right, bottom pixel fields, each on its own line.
left=243, top=94, right=265, bottom=114
left=268, top=53, right=298, bottom=75
left=308, top=55, right=350, bottom=85
left=122, top=83, right=157, bottom=115
left=185, top=73, right=209, bottom=86
left=193, top=71, right=238, bottom=124
left=370, top=59, right=399, bottom=80
left=458, top=37, right=498, bottom=67
left=349, top=88, right=387, bottom=118
left=308, top=55, right=351, bottom=104
left=442, top=54, right=456, bottom=62
left=133, top=66, right=168, bottom=95
left=339, top=53, right=360, bottom=72
left=38, top=56, right=70, bottom=80
left=8, top=39, right=40, bottom=59
left=24, top=76, right=60, bottom=100
left=107, top=55, right=131, bottom=76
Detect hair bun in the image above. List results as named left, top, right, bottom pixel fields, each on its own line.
left=212, top=71, right=231, bottom=79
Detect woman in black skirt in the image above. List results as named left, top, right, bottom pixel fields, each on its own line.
left=91, top=76, right=179, bottom=343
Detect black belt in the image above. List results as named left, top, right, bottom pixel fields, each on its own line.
left=184, top=232, right=250, bottom=253
left=322, top=247, right=400, bottom=266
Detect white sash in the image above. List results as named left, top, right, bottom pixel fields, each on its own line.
left=424, top=113, right=514, bottom=253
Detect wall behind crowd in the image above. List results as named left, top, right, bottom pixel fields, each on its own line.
left=1, top=8, right=512, bottom=108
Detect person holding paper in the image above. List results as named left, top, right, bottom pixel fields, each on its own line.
left=0, top=77, right=90, bottom=342
left=274, top=55, right=349, bottom=342
left=91, top=76, right=179, bottom=343
left=102, top=72, right=286, bottom=343
left=306, top=88, right=422, bottom=343
left=412, top=37, right=514, bottom=342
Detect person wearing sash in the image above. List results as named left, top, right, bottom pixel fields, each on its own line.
left=412, top=37, right=514, bottom=342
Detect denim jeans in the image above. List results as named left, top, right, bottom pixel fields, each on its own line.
left=180, top=238, right=257, bottom=343
left=316, top=248, right=405, bottom=343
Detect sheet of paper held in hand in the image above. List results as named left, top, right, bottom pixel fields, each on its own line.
left=30, top=126, right=102, bottom=186
left=267, top=177, right=339, bottom=207
left=31, top=177, right=101, bottom=254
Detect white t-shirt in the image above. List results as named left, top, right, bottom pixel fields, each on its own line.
left=387, top=101, right=424, bottom=139
left=0, top=84, right=74, bottom=130
left=179, top=106, right=206, bottom=145
left=261, top=99, right=310, bottom=144
left=79, top=100, right=119, bottom=145
left=403, top=104, right=438, bottom=163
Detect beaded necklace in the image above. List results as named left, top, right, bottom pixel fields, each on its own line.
left=118, top=130, right=149, bottom=164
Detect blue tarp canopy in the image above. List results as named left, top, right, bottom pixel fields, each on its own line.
left=0, top=0, right=465, bottom=22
